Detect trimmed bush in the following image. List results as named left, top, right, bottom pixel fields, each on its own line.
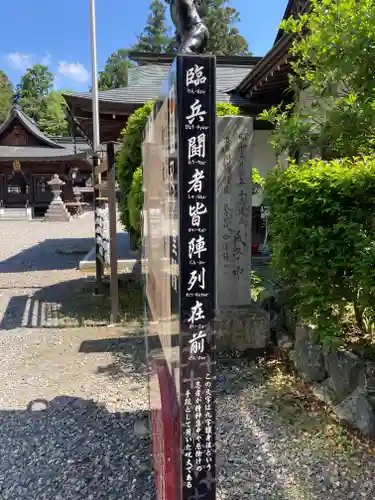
left=265, top=156, right=375, bottom=347
left=216, top=102, right=240, bottom=117
left=127, top=167, right=143, bottom=245
left=116, top=101, right=154, bottom=241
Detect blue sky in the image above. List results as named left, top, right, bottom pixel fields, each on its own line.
left=1, top=0, right=288, bottom=91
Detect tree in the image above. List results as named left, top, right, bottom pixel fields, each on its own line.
left=13, top=64, right=54, bottom=122
left=38, top=90, right=70, bottom=136
left=0, top=70, right=13, bottom=124
left=98, top=49, right=131, bottom=90
left=204, top=0, right=250, bottom=55
left=166, top=0, right=250, bottom=55
left=131, top=0, right=173, bottom=53
left=260, top=0, right=375, bottom=160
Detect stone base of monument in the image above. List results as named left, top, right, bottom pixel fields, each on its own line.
left=44, top=200, right=72, bottom=222
left=216, top=304, right=270, bottom=352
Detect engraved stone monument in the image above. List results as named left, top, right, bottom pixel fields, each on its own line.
left=216, top=116, right=253, bottom=308
left=215, top=118, right=270, bottom=350
left=142, top=54, right=216, bottom=500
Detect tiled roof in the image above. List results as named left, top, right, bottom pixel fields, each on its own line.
left=0, top=107, right=64, bottom=149
left=64, top=63, right=255, bottom=107
left=0, top=146, right=88, bottom=161
left=50, top=136, right=92, bottom=152
left=0, top=107, right=92, bottom=160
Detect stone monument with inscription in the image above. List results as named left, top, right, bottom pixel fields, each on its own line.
left=215, top=117, right=270, bottom=351
left=216, top=116, right=253, bottom=307
left=142, top=54, right=217, bottom=500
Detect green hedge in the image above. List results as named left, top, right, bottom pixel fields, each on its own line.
left=265, top=156, right=375, bottom=347
left=216, top=102, right=240, bottom=117
left=118, top=101, right=264, bottom=245
left=127, top=166, right=143, bottom=241
left=116, top=101, right=154, bottom=241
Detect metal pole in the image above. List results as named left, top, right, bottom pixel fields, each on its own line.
left=107, top=142, right=120, bottom=324
left=89, top=0, right=100, bottom=152
left=89, top=0, right=103, bottom=294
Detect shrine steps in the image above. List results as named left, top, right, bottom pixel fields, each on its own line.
left=0, top=207, right=32, bottom=221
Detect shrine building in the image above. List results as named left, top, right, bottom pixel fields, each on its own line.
left=0, top=106, right=92, bottom=219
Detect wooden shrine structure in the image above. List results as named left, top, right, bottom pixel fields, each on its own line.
left=0, top=106, right=92, bottom=218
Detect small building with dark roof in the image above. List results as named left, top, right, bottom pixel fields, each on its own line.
left=0, top=106, right=92, bottom=218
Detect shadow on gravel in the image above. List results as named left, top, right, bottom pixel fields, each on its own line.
left=79, top=334, right=161, bottom=381
left=0, top=237, right=93, bottom=273
left=0, top=277, right=143, bottom=330
left=87, top=336, right=297, bottom=499
left=0, top=395, right=155, bottom=500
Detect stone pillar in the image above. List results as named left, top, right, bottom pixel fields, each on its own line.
left=216, top=116, right=253, bottom=308
left=215, top=116, right=270, bottom=351
left=44, top=174, right=71, bottom=222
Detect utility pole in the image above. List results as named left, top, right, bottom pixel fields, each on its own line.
left=89, top=0, right=103, bottom=295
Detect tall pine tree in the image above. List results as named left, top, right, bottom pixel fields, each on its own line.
left=98, top=49, right=131, bottom=90
left=13, top=65, right=70, bottom=136
left=204, top=0, right=250, bottom=55
left=13, top=64, right=54, bottom=122
left=38, top=90, right=70, bottom=137
left=131, top=0, right=173, bottom=53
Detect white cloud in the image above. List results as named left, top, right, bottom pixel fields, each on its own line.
left=58, top=62, right=90, bottom=84
left=6, top=51, right=53, bottom=72
left=4, top=52, right=90, bottom=89
left=40, top=52, right=52, bottom=66
left=6, top=52, right=34, bottom=71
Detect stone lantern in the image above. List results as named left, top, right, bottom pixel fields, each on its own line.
left=44, top=173, right=71, bottom=222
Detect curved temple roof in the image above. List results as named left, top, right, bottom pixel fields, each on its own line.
left=0, top=107, right=64, bottom=149
left=0, top=106, right=92, bottom=162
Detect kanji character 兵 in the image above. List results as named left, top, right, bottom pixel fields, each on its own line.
left=186, top=99, right=207, bottom=125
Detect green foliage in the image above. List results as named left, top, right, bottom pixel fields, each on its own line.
left=216, top=102, right=240, bottom=116
left=116, top=101, right=155, bottom=239
left=252, top=167, right=264, bottom=194
left=98, top=49, right=130, bottom=91
left=203, top=0, right=250, bottom=56
left=251, top=270, right=265, bottom=301
left=10, top=64, right=69, bottom=136
left=259, top=0, right=375, bottom=159
left=131, top=0, right=174, bottom=53
left=38, top=90, right=69, bottom=136
left=13, top=64, right=54, bottom=122
left=128, top=167, right=143, bottom=245
left=0, top=70, right=13, bottom=124
left=265, top=156, right=375, bottom=347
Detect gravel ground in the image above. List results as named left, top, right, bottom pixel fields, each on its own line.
left=216, top=360, right=375, bottom=500
left=1, top=215, right=375, bottom=499
left=0, top=215, right=155, bottom=500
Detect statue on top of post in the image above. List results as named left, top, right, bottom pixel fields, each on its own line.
left=166, top=0, right=209, bottom=54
